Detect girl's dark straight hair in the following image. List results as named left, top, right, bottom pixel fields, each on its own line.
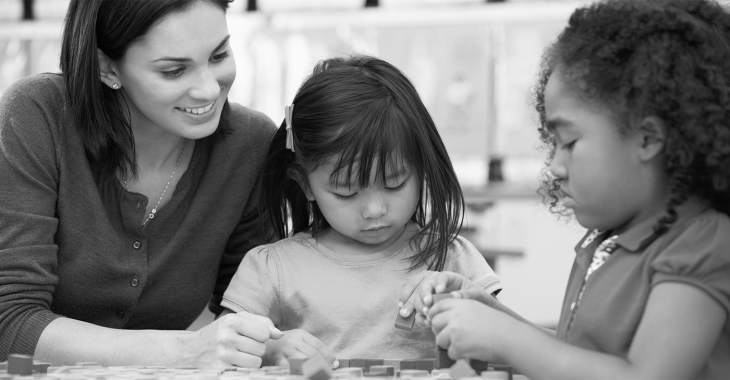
left=60, top=0, right=232, bottom=184
left=260, top=55, right=464, bottom=271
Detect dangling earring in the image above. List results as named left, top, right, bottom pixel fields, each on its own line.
left=112, top=83, right=120, bottom=90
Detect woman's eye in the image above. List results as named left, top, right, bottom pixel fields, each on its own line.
left=211, top=51, right=229, bottom=62
left=162, top=67, right=185, bottom=78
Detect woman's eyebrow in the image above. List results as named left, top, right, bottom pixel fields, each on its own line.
left=151, top=35, right=231, bottom=63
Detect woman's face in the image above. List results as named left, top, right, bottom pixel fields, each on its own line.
left=114, top=1, right=235, bottom=140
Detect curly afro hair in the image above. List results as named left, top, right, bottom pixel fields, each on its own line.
left=533, top=0, right=730, bottom=235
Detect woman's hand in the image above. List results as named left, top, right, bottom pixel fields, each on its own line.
left=188, top=311, right=284, bottom=368
left=428, top=298, right=513, bottom=362
left=397, top=271, right=480, bottom=327
left=263, top=329, right=338, bottom=369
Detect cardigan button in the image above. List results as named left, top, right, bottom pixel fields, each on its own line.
left=117, top=310, right=125, bottom=319
left=133, top=241, right=141, bottom=250
left=131, top=277, right=139, bottom=287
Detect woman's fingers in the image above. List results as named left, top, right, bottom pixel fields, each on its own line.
left=237, top=311, right=284, bottom=340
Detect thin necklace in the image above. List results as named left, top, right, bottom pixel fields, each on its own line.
left=125, top=140, right=187, bottom=227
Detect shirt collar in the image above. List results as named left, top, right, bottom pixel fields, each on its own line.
left=615, top=198, right=708, bottom=253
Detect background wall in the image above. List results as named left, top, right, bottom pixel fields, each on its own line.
left=0, top=0, right=591, bottom=330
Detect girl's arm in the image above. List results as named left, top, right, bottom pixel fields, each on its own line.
left=34, top=312, right=282, bottom=368
left=430, top=282, right=725, bottom=379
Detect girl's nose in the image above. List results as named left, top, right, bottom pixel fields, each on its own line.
left=361, top=196, right=387, bottom=219
left=549, top=150, right=568, bottom=179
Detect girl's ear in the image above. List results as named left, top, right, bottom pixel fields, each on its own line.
left=637, top=115, right=666, bottom=162
left=287, top=167, right=315, bottom=201
left=98, top=48, right=122, bottom=90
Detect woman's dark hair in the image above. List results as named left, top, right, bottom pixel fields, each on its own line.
left=534, top=0, right=730, bottom=235
left=60, top=0, right=233, bottom=184
left=261, top=55, right=464, bottom=271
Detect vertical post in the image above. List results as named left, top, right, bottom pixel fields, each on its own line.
left=22, top=0, right=35, bottom=20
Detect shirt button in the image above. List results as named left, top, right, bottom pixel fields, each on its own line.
left=135, top=202, right=141, bottom=211
left=117, top=310, right=125, bottom=319
left=131, top=277, right=139, bottom=287
left=133, top=241, right=141, bottom=250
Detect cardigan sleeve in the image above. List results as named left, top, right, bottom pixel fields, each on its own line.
left=0, top=76, right=64, bottom=359
left=208, top=105, right=277, bottom=316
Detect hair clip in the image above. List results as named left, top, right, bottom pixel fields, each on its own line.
left=285, top=104, right=295, bottom=152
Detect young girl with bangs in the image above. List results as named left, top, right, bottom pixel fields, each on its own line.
left=220, top=55, right=501, bottom=366
left=399, top=0, right=730, bottom=378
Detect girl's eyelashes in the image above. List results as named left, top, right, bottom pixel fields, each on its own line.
left=562, top=140, right=576, bottom=151
left=385, top=180, right=407, bottom=192
left=333, top=192, right=357, bottom=200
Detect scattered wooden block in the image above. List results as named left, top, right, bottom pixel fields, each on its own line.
left=288, top=356, right=308, bottom=375
left=32, top=361, right=51, bottom=374
left=394, top=309, right=416, bottom=332
left=302, top=354, right=333, bottom=380
left=435, top=346, right=455, bottom=369
left=449, top=359, right=477, bottom=380
left=366, top=359, right=384, bottom=371
left=369, top=365, right=395, bottom=377
left=469, top=359, right=490, bottom=374
left=399, top=369, right=430, bottom=378
left=400, top=359, right=418, bottom=370
left=383, top=359, right=401, bottom=373
left=489, top=364, right=513, bottom=380
left=416, top=359, right=435, bottom=372
left=7, top=354, right=32, bottom=376
left=349, top=358, right=367, bottom=369
left=338, top=359, right=350, bottom=368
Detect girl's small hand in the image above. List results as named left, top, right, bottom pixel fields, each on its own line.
left=263, top=329, right=339, bottom=369
left=428, top=298, right=511, bottom=362
left=397, top=271, right=474, bottom=327
left=189, top=311, right=284, bottom=368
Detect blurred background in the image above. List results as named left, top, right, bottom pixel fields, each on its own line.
left=0, top=0, right=593, bottom=330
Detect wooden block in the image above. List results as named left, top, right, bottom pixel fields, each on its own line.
left=303, top=355, right=333, bottom=380
left=394, top=309, right=416, bottom=332
left=349, top=359, right=367, bottom=369
left=334, top=367, right=364, bottom=377
left=469, top=359, right=489, bottom=374
left=338, top=359, right=350, bottom=368
left=449, top=359, right=476, bottom=380
left=7, top=354, right=33, bottom=376
left=288, top=356, right=308, bottom=375
left=416, top=359, right=435, bottom=372
left=435, top=346, right=455, bottom=369
left=32, top=361, right=51, bottom=374
left=369, top=365, right=395, bottom=377
left=481, top=370, right=510, bottom=380
left=399, top=369, right=430, bottom=378
left=366, top=359, right=384, bottom=371
left=0, top=361, right=6, bottom=371
left=383, top=359, right=401, bottom=373
left=489, top=364, right=513, bottom=380
left=400, top=359, right=418, bottom=370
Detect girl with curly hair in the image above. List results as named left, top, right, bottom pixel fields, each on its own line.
left=398, top=0, right=730, bottom=378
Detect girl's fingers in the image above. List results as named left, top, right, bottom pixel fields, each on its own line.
left=302, top=333, right=338, bottom=368
left=237, top=311, right=284, bottom=340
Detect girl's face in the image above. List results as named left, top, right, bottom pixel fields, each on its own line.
left=304, top=157, right=421, bottom=252
left=113, top=1, right=235, bottom=140
left=544, top=70, right=663, bottom=233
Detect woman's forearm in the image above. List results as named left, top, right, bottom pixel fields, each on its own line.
left=34, top=318, right=195, bottom=366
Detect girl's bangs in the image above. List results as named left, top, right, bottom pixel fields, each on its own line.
left=328, top=105, right=418, bottom=189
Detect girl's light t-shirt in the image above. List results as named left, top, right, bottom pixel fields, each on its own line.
left=221, top=224, right=501, bottom=359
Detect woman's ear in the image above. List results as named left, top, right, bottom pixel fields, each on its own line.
left=287, top=167, right=315, bottom=201
left=637, top=115, right=667, bottom=162
left=98, top=48, right=122, bottom=90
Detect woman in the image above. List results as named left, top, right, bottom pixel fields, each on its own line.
left=0, top=0, right=284, bottom=368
